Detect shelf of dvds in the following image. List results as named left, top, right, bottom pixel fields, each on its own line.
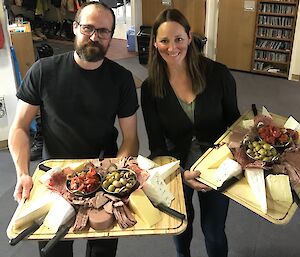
left=252, top=0, right=299, bottom=78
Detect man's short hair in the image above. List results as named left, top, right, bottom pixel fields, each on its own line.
left=75, top=1, right=116, bottom=35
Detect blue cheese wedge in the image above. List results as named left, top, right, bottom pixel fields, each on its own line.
left=214, top=158, right=242, bottom=187
left=142, top=173, right=174, bottom=207
left=245, top=168, right=267, bottom=214
left=266, top=174, right=293, bottom=203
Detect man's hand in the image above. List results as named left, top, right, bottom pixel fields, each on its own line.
left=13, top=174, right=33, bottom=202
left=183, top=170, right=212, bottom=192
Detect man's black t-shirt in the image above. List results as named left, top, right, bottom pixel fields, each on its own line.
left=17, top=51, right=139, bottom=159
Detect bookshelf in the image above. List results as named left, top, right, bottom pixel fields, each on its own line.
left=252, top=0, right=299, bottom=78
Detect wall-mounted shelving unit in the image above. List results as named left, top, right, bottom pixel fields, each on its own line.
left=252, top=0, right=299, bottom=78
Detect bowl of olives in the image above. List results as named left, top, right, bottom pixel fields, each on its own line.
left=101, top=168, right=139, bottom=197
left=245, top=139, right=279, bottom=163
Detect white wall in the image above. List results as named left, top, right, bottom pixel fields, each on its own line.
left=0, top=0, right=18, bottom=141
left=204, top=0, right=218, bottom=60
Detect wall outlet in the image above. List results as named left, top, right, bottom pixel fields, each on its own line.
left=162, top=0, right=172, bottom=6
left=0, top=97, right=6, bottom=119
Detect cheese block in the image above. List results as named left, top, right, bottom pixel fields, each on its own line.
left=242, top=119, right=254, bottom=129
left=129, top=189, right=161, bottom=227
left=68, top=162, right=87, bottom=172
left=148, top=160, right=180, bottom=180
left=13, top=192, right=56, bottom=228
left=245, top=168, right=267, bottom=214
left=197, top=144, right=233, bottom=169
left=214, top=158, right=242, bottom=187
left=284, top=116, right=300, bottom=130
left=43, top=194, right=75, bottom=232
left=137, top=155, right=157, bottom=170
left=142, top=173, right=174, bottom=207
left=266, top=174, right=293, bottom=203
left=39, top=166, right=62, bottom=184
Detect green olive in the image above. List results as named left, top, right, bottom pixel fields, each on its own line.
left=255, top=145, right=261, bottom=152
left=263, top=143, right=271, bottom=150
left=102, top=180, right=110, bottom=189
left=120, top=178, right=127, bottom=185
left=107, top=184, right=115, bottom=192
left=126, top=182, right=133, bottom=189
left=113, top=180, right=122, bottom=188
left=258, top=149, right=266, bottom=156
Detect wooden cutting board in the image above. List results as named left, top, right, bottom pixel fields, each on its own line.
left=7, top=157, right=187, bottom=240
left=191, top=110, right=299, bottom=224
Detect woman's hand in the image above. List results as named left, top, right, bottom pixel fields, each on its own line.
left=183, top=170, right=212, bottom=192
left=13, top=174, right=33, bottom=202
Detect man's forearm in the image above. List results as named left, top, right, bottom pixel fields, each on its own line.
left=8, top=127, right=31, bottom=177
left=117, top=137, right=139, bottom=158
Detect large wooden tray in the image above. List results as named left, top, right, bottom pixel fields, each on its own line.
left=191, top=110, right=299, bottom=224
left=7, top=156, right=187, bottom=240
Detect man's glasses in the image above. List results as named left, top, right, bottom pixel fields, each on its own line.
left=77, top=23, right=112, bottom=39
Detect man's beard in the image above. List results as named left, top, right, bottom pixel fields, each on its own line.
left=74, top=39, right=108, bottom=62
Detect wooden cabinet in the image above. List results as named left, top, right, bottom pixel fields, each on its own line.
left=216, top=0, right=257, bottom=71
left=251, top=0, right=299, bottom=78
left=141, top=0, right=206, bottom=34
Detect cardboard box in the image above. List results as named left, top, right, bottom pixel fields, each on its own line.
left=10, top=22, right=35, bottom=79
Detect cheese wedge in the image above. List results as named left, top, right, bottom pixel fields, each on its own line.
left=148, top=160, right=180, bottom=180
left=266, top=174, right=293, bottom=203
left=13, top=192, right=56, bottom=229
left=197, top=144, right=233, bottom=169
left=284, top=116, right=300, bottom=130
left=262, top=106, right=272, bottom=118
left=68, top=162, right=87, bottom=172
left=137, top=155, right=157, bottom=170
left=129, top=189, right=161, bottom=227
left=242, top=119, right=254, bottom=129
left=142, top=173, right=174, bottom=207
left=245, top=168, right=267, bottom=214
left=214, top=158, right=242, bottom=187
left=43, top=195, right=75, bottom=232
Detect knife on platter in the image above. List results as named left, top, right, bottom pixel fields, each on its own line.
left=291, top=189, right=300, bottom=208
left=9, top=216, right=45, bottom=246
left=217, top=175, right=243, bottom=193
left=154, top=202, right=186, bottom=220
left=40, top=220, right=73, bottom=257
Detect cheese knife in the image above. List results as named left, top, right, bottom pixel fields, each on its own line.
left=154, top=202, right=186, bottom=220
left=217, top=175, right=243, bottom=193
left=40, top=219, right=74, bottom=257
left=291, top=189, right=300, bottom=208
left=9, top=216, right=45, bottom=246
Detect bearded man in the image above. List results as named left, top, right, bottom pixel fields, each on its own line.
left=8, top=2, right=139, bottom=257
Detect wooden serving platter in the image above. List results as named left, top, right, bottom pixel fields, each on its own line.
left=191, top=110, right=299, bottom=224
left=7, top=156, right=187, bottom=240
